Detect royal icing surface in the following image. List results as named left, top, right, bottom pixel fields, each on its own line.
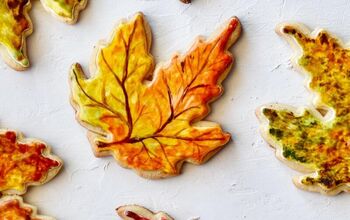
left=70, top=13, right=241, bottom=178
left=258, top=24, right=350, bottom=194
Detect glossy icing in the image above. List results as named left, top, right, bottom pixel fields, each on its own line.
left=125, top=211, right=150, bottom=220
left=0, top=131, right=61, bottom=194
left=40, top=0, right=87, bottom=23
left=0, top=0, right=31, bottom=68
left=258, top=24, right=350, bottom=194
left=0, top=196, right=52, bottom=220
left=0, top=0, right=86, bottom=70
left=70, top=13, right=241, bottom=178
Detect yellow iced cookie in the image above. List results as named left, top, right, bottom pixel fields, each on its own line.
left=0, top=0, right=32, bottom=70
left=257, top=23, right=350, bottom=195
left=70, top=13, right=241, bottom=178
left=40, top=0, right=87, bottom=24
left=0, top=0, right=87, bottom=70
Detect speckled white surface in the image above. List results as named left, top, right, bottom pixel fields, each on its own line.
left=1, top=0, right=350, bottom=219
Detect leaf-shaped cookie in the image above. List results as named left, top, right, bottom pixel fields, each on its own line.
left=0, top=0, right=32, bottom=70
left=180, top=0, right=191, bottom=3
left=70, top=13, right=241, bottom=178
left=0, top=130, right=62, bottom=195
left=257, top=24, right=350, bottom=195
left=0, top=0, right=87, bottom=71
left=117, top=205, right=173, bottom=220
left=40, top=0, right=88, bottom=24
left=0, top=196, right=54, bottom=220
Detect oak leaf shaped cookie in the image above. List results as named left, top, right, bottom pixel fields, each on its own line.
left=0, top=196, right=54, bottom=220
left=0, top=130, right=62, bottom=195
left=117, top=205, right=173, bottom=220
left=257, top=24, right=350, bottom=195
left=0, top=0, right=87, bottom=70
left=70, top=13, right=241, bottom=178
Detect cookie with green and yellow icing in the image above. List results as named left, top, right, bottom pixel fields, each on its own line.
left=0, top=0, right=87, bottom=70
left=0, top=0, right=32, bottom=70
left=257, top=23, right=350, bottom=195
left=40, top=0, right=87, bottom=24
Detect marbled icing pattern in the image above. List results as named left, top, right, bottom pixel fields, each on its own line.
left=0, top=131, right=61, bottom=194
left=40, top=0, right=87, bottom=23
left=70, top=13, right=241, bottom=178
left=0, top=0, right=31, bottom=68
left=260, top=25, right=350, bottom=194
left=0, top=0, right=86, bottom=70
left=0, top=197, right=53, bottom=220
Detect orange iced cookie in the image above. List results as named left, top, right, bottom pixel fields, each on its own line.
left=0, top=196, right=54, bottom=220
left=0, top=130, right=62, bottom=195
left=70, top=13, right=241, bottom=178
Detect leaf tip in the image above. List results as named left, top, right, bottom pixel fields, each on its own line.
left=134, top=11, right=145, bottom=19
left=218, top=16, right=241, bottom=50
left=70, top=62, right=85, bottom=79
left=276, top=23, right=310, bottom=47
left=224, top=131, right=231, bottom=141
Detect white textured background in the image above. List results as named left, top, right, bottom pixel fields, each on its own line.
left=1, top=0, right=350, bottom=219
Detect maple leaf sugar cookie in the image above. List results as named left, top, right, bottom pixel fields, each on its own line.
left=70, top=13, right=241, bottom=178
left=0, top=130, right=62, bottom=195
left=0, top=0, right=87, bottom=71
left=257, top=23, right=350, bottom=195
left=117, top=205, right=173, bottom=220
left=0, top=196, right=54, bottom=220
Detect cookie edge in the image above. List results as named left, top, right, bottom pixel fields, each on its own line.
left=0, top=0, right=33, bottom=71
left=256, top=23, right=350, bottom=195
left=0, top=195, right=55, bottom=220
left=116, top=204, right=174, bottom=220
left=0, top=129, right=63, bottom=196
left=69, top=13, right=242, bottom=179
left=40, top=0, right=88, bottom=24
